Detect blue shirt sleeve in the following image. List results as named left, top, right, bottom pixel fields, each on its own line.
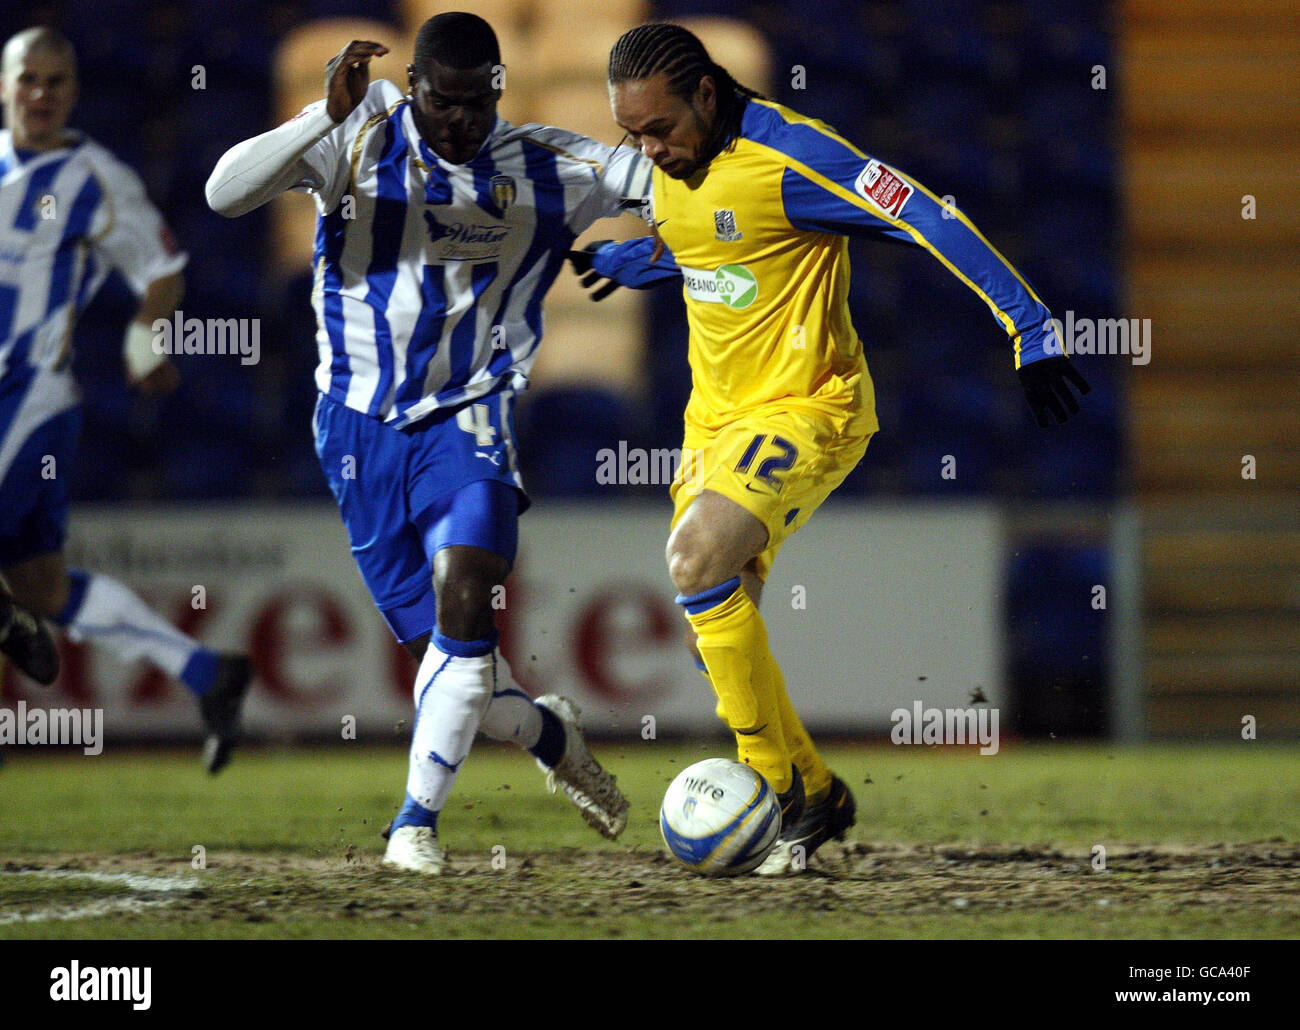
left=775, top=123, right=1058, bottom=367
left=591, top=235, right=682, bottom=289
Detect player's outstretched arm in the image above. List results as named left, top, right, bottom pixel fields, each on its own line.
left=862, top=184, right=1090, bottom=424
left=776, top=126, right=1089, bottom=424
left=567, top=235, right=682, bottom=301
left=88, top=151, right=190, bottom=392
left=205, top=40, right=388, bottom=218
left=556, top=134, right=668, bottom=301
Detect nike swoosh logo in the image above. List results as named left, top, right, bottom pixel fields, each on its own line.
left=744, top=482, right=775, bottom=494
left=654, top=218, right=669, bottom=227
left=735, top=723, right=768, bottom=736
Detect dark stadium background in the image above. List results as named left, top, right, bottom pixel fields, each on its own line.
left=3, top=0, right=1122, bottom=737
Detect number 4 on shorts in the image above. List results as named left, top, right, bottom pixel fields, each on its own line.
left=456, top=403, right=496, bottom=445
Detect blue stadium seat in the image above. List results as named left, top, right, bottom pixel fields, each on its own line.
left=1007, top=540, right=1110, bottom=734
left=514, top=387, right=646, bottom=498
left=1021, top=3, right=1112, bottom=78
left=159, top=364, right=258, bottom=498
left=901, top=0, right=987, bottom=76
left=1020, top=197, right=1118, bottom=315
left=1009, top=542, right=1109, bottom=664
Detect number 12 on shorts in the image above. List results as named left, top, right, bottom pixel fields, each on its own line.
left=734, top=434, right=798, bottom=490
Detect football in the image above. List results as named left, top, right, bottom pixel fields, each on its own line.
left=659, top=758, right=782, bottom=875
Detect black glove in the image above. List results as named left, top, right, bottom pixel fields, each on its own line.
left=567, top=240, right=620, bottom=301
left=1018, top=356, right=1090, bottom=427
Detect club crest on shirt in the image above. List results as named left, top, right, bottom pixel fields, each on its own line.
left=490, top=174, right=516, bottom=213
left=713, top=208, right=743, bottom=242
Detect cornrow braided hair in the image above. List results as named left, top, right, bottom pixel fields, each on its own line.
left=608, top=22, right=765, bottom=165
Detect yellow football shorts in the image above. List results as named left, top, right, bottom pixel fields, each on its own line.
left=669, top=404, right=875, bottom=581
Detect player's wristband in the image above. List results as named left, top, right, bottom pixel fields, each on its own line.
left=123, top=321, right=166, bottom=380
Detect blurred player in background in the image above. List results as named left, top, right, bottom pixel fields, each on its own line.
left=0, top=578, right=57, bottom=685
left=573, top=22, right=1090, bottom=874
left=207, top=12, right=654, bottom=873
left=0, top=27, right=251, bottom=771
left=0, top=577, right=56, bottom=771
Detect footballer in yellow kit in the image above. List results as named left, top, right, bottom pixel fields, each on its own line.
left=656, top=103, right=881, bottom=584
left=572, top=23, right=1089, bottom=874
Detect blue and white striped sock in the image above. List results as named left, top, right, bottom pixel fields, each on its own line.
left=401, top=630, right=495, bottom=821
left=476, top=649, right=565, bottom=767
left=54, top=569, right=220, bottom=696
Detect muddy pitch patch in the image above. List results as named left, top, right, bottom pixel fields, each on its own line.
left=4, top=842, right=1297, bottom=930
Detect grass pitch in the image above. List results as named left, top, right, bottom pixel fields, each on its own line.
left=0, top=741, right=1297, bottom=939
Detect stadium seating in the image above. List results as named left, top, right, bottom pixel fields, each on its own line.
left=1125, top=0, right=1300, bottom=733
left=42, top=0, right=1119, bottom=509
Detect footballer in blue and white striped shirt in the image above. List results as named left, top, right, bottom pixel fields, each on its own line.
left=0, top=27, right=252, bottom=772
left=208, top=12, right=648, bottom=872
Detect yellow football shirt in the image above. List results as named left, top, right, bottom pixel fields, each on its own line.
left=617, top=97, right=1058, bottom=434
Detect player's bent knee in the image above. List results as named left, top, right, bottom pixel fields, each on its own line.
left=666, top=547, right=702, bottom=596
left=435, top=583, right=495, bottom=641
left=433, top=570, right=500, bottom=641
left=432, top=545, right=509, bottom=641
left=667, top=540, right=735, bottom=597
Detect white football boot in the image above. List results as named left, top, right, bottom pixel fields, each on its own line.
left=382, top=826, right=447, bottom=875
left=534, top=695, right=629, bottom=839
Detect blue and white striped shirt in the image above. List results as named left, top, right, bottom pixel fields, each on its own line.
left=296, top=80, right=652, bottom=428
left=0, top=129, right=186, bottom=479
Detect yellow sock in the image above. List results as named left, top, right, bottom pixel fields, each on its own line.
left=760, top=650, right=833, bottom=803
left=699, top=660, right=830, bottom=802
left=684, top=583, right=792, bottom=792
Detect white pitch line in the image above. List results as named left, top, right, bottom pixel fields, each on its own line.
left=20, top=869, right=198, bottom=892
left=0, top=868, right=198, bottom=926
left=0, top=896, right=180, bottom=925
